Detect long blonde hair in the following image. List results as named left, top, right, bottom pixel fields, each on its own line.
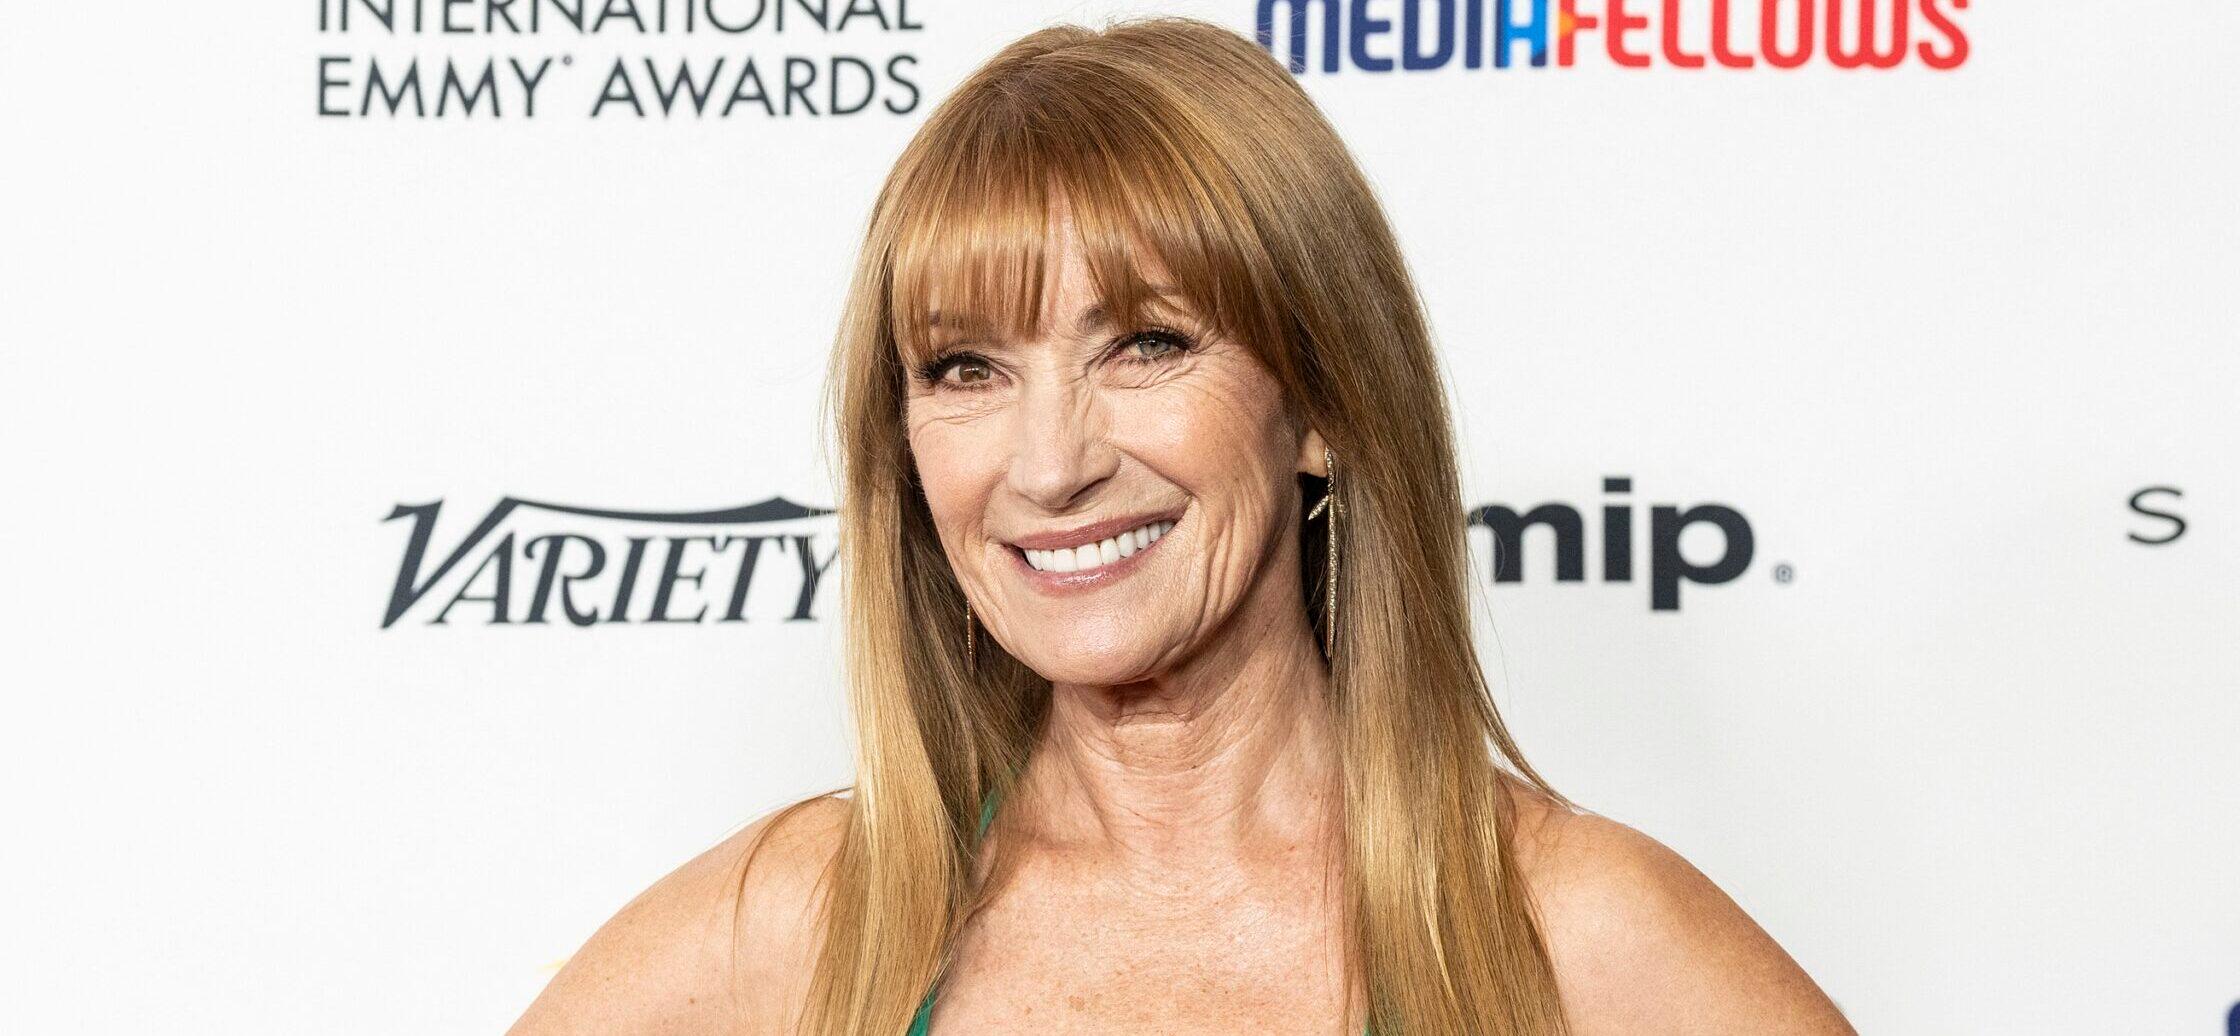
left=789, top=15, right=1568, bottom=1034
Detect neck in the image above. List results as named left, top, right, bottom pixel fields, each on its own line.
left=1012, top=586, right=1342, bottom=865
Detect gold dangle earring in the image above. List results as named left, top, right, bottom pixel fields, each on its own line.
left=963, top=597, right=978, bottom=673
left=1306, top=446, right=1340, bottom=659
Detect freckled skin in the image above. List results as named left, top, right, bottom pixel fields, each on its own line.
left=903, top=212, right=1323, bottom=687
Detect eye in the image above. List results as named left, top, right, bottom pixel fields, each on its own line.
left=1114, top=327, right=1194, bottom=363
left=914, top=351, right=1000, bottom=390
left=945, top=357, right=995, bottom=385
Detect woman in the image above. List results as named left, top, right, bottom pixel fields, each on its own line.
left=511, top=16, right=1853, bottom=1035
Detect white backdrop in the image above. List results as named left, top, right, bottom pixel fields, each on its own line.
left=3, top=2, right=2235, bottom=1033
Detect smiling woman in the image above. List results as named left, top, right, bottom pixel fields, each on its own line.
left=508, top=14, right=1856, bottom=1036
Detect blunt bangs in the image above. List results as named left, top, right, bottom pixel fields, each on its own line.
left=881, top=58, right=1276, bottom=372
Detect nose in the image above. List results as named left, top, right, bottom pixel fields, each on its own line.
left=1005, top=369, right=1116, bottom=511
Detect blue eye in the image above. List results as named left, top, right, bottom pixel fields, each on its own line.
left=1118, top=328, right=1194, bottom=362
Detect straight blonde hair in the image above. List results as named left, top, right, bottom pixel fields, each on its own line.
left=782, top=15, right=1569, bottom=1034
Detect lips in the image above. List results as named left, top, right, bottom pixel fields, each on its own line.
left=1018, top=518, right=1175, bottom=573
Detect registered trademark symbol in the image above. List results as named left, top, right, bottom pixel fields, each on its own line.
left=1773, top=563, right=1794, bottom=584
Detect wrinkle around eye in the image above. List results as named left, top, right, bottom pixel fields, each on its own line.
left=1102, top=347, right=1205, bottom=390
left=905, top=391, right=1009, bottom=431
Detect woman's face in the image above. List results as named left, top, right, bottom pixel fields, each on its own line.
left=903, top=213, right=1324, bottom=686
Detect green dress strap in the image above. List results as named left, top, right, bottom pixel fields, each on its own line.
left=906, top=787, right=1370, bottom=1034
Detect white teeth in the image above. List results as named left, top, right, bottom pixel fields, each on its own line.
left=1019, top=519, right=1176, bottom=573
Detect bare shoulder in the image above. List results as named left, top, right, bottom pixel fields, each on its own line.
left=1502, top=781, right=1856, bottom=1035
left=507, top=794, right=852, bottom=1036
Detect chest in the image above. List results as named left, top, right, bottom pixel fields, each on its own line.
left=922, top=858, right=1364, bottom=1033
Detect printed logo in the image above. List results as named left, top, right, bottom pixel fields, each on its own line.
left=380, top=496, right=836, bottom=628
left=1470, top=477, right=1759, bottom=611
left=1257, top=0, right=1970, bottom=74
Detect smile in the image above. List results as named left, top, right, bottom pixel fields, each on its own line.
left=1008, top=511, right=1182, bottom=587
left=1014, top=518, right=1176, bottom=575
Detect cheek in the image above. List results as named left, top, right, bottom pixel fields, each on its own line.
left=1127, top=367, right=1293, bottom=494
left=906, top=411, right=1003, bottom=537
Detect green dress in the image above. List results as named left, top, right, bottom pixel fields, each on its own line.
left=904, top=789, right=1372, bottom=1034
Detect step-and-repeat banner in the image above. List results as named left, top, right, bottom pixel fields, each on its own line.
left=6, top=2, right=2235, bottom=1033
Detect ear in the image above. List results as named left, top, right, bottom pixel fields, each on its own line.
left=1297, top=426, right=1331, bottom=478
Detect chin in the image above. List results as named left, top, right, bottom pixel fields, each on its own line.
left=1009, top=623, right=1170, bottom=686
